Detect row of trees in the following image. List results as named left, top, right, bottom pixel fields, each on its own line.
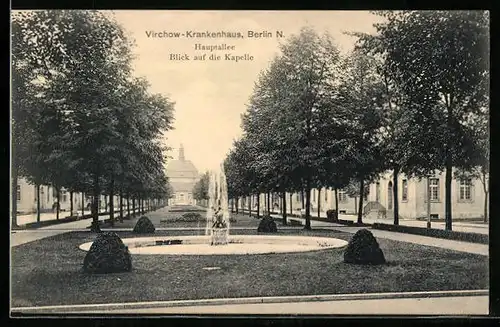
left=224, top=11, right=489, bottom=230
left=192, top=171, right=210, bottom=206
left=12, top=10, right=175, bottom=230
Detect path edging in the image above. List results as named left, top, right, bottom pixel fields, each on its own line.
left=11, top=289, right=488, bottom=314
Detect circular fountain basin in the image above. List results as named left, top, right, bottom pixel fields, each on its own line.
left=79, top=235, right=348, bottom=255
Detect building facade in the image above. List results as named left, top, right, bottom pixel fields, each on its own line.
left=165, top=144, right=199, bottom=205
left=15, top=176, right=119, bottom=215
left=235, top=168, right=487, bottom=220
left=365, top=169, right=487, bottom=220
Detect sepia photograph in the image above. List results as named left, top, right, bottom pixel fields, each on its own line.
left=10, top=10, right=490, bottom=316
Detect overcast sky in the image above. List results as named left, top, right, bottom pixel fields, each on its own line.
left=112, top=10, right=384, bottom=173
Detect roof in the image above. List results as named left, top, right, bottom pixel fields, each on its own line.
left=166, top=159, right=199, bottom=179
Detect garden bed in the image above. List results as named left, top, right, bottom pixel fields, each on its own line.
left=372, top=223, right=489, bottom=244
left=269, top=214, right=371, bottom=227
left=10, top=228, right=488, bottom=307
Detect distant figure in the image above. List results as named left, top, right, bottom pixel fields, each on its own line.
left=52, top=202, right=60, bottom=212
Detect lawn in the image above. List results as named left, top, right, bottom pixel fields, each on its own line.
left=10, top=221, right=488, bottom=308
left=100, top=207, right=264, bottom=229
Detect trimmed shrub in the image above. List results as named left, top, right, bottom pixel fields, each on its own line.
left=372, top=223, right=488, bottom=244
left=343, top=229, right=386, bottom=265
left=133, top=216, right=155, bottom=233
left=326, top=209, right=337, bottom=221
left=89, top=220, right=101, bottom=233
left=229, top=217, right=237, bottom=223
left=257, top=216, right=278, bottom=233
left=83, top=232, right=132, bottom=274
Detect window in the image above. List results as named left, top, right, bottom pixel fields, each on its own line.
left=325, top=190, right=328, bottom=201
left=312, top=190, right=315, bottom=202
left=402, top=180, right=408, bottom=201
left=429, top=178, right=440, bottom=201
left=459, top=178, right=472, bottom=201
left=296, top=193, right=300, bottom=201
left=34, top=186, right=37, bottom=202
left=338, top=189, right=347, bottom=203
left=62, top=191, right=67, bottom=203
left=376, top=182, right=380, bottom=202
left=17, top=185, right=21, bottom=202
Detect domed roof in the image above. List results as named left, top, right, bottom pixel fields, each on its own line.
left=166, top=144, right=199, bottom=179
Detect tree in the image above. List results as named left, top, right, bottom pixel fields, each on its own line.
left=238, top=27, right=343, bottom=229
left=335, top=50, right=386, bottom=224
left=345, top=179, right=370, bottom=215
left=358, top=11, right=489, bottom=230
left=12, top=10, right=175, bottom=231
left=193, top=171, right=210, bottom=206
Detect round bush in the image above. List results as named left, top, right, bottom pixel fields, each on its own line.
left=326, top=209, right=337, bottom=221
left=257, top=216, right=278, bottom=233
left=133, top=216, right=155, bottom=233
left=343, top=229, right=386, bottom=265
left=83, top=232, right=132, bottom=274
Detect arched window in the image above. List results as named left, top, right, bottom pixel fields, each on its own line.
left=387, top=181, right=393, bottom=210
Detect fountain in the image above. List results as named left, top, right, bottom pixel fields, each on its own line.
left=205, top=164, right=230, bottom=246
left=79, top=165, right=349, bottom=256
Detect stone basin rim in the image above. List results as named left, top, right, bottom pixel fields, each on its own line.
left=78, top=235, right=348, bottom=255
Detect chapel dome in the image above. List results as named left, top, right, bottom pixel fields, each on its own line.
left=165, top=144, right=199, bottom=179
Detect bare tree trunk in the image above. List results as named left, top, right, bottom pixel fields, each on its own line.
left=127, top=194, right=130, bottom=218
left=267, top=192, right=271, bottom=214
left=56, top=187, right=60, bottom=220
left=119, top=190, right=123, bottom=222
left=282, top=191, right=287, bottom=225
left=289, top=193, right=292, bottom=215
left=357, top=179, right=365, bottom=224
left=482, top=171, right=488, bottom=223
left=256, top=194, right=260, bottom=218
left=304, top=179, right=312, bottom=230
left=91, top=172, right=101, bottom=232
left=445, top=102, right=453, bottom=231
left=235, top=197, right=239, bottom=214
left=70, top=191, right=74, bottom=217
left=109, top=177, right=114, bottom=227
left=248, top=195, right=252, bottom=217
left=334, top=188, right=339, bottom=221
left=484, top=191, right=488, bottom=223
left=36, top=183, right=41, bottom=223
left=393, top=166, right=399, bottom=225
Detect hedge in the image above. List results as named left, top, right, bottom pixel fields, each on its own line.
left=14, top=210, right=136, bottom=230
left=372, top=223, right=489, bottom=244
